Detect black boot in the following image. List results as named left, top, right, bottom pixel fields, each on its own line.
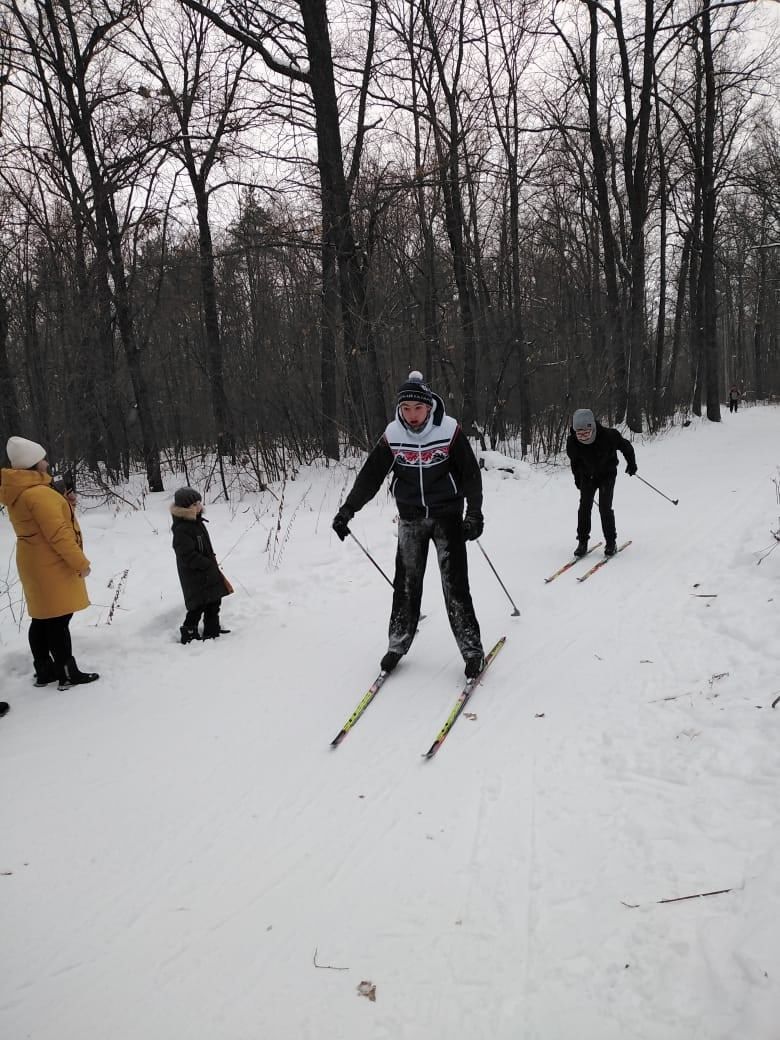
left=604, top=541, right=617, bottom=557
left=202, top=618, right=221, bottom=640
left=180, top=625, right=200, bottom=645
left=33, top=656, right=58, bottom=687
left=380, top=651, right=402, bottom=673
left=573, top=540, right=588, bottom=558
left=0, top=702, right=9, bottom=717
left=464, top=654, right=485, bottom=679
left=65, top=657, right=100, bottom=685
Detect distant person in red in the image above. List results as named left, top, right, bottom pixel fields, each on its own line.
left=728, top=385, right=741, bottom=413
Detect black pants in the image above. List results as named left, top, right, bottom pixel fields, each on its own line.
left=578, top=475, right=617, bottom=543
left=29, top=614, right=73, bottom=671
left=184, top=601, right=220, bottom=634
left=389, top=516, right=482, bottom=661
left=729, top=399, right=738, bottom=413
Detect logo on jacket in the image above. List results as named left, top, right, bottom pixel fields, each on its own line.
left=392, top=445, right=451, bottom=467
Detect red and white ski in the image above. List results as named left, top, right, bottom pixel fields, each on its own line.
left=576, top=540, right=632, bottom=582
left=543, top=542, right=604, bottom=583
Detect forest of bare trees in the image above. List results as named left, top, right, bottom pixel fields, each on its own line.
left=0, top=0, right=778, bottom=489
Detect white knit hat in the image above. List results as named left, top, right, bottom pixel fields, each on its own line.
left=6, top=436, right=46, bottom=469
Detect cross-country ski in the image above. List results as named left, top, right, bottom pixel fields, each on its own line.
left=543, top=542, right=604, bottom=582
left=422, top=637, right=506, bottom=759
left=576, top=540, right=633, bottom=582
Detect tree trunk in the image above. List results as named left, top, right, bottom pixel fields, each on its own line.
left=195, top=190, right=234, bottom=462
left=700, top=0, right=721, bottom=421
left=0, top=288, right=21, bottom=437
left=664, top=229, right=692, bottom=417
left=753, top=227, right=767, bottom=399
left=652, top=68, right=668, bottom=427
left=321, top=225, right=340, bottom=460
left=585, top=0, right=627, bottom=421
left=300, top=0, right=373, bottom=445
left=105, top=198, right=164, bottom=491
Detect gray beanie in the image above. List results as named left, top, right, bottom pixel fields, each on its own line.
left=573, top=409, right=596, bottom=445
left=174, top=487, right=202, bottom=508
left=572, top=408, right=595, bottom=430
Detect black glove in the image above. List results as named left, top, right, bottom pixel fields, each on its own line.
left=463, top=511, right=484, bottom=542
left=626, top=462, right=637, bottom=476
left=332, top=506, right=354, bottom=542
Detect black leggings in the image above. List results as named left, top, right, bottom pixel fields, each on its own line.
left=29, top=614, right=73, bottom=670
left=183, top=602, right=220, bottom=628
left=578, top=475, right=617, bottom=542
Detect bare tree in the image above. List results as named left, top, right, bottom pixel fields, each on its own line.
left=130, top=3, right=262, bottom=470
left=177, top=0, right=383, bottom=453
left=5, top=0, right=166, bottom=488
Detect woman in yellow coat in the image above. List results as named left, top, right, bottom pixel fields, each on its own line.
left=0, top=436, right=99, bottom=690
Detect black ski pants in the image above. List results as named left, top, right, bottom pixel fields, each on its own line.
left=388, top=515, right=482, bottom=661
left=29, top=614, right=73, bottom=672
left=729, top=399, right=738, bottom=413
left=577, top=474, right=617, bottom=544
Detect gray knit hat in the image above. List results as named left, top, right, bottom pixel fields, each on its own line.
left=174, top=487, right=202, bottom=508
left=572, top=408, right=595, bottom=431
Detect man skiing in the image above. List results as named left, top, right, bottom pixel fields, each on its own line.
left=566, top=408, right=637, bottom=558
left=332, top=371, right=485, bottom=678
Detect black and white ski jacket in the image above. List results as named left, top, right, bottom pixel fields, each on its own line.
left=343, top=394, right=482, bottom=520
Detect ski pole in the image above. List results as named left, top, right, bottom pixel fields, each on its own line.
left=635, top=474, right=679, bottom=506
left=476, top=541, right=521, bottom=616
left=348, top=531, right=395, bottom=589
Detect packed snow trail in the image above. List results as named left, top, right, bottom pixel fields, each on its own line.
left=1, top=407, right=779, bottom=1040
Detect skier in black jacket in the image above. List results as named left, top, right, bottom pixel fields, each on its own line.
left=332, top=371, right=485, bottom=678
left=566, top=408, right=637, bottom=558
left=171, top=487, right=231, bottom=643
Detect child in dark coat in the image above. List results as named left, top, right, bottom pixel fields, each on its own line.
left=566, top=408, right=637, bottom=558
left=170, top=487, right=231, bottom=643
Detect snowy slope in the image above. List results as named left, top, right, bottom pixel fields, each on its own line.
left=1, top=407, right=779, bottom=1040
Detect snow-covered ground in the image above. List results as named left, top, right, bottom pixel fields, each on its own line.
left=2, top=406, right=779, bottom=1040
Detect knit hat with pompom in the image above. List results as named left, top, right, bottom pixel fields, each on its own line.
left=397, top=371, right=434, bottom=407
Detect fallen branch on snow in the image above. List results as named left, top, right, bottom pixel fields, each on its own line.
left=313, top=947, right=349, bottom=970
left=621, top=887, right=733, bottom=909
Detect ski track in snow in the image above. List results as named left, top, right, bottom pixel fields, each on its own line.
left=1, top=407, right=779, bottom=1039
